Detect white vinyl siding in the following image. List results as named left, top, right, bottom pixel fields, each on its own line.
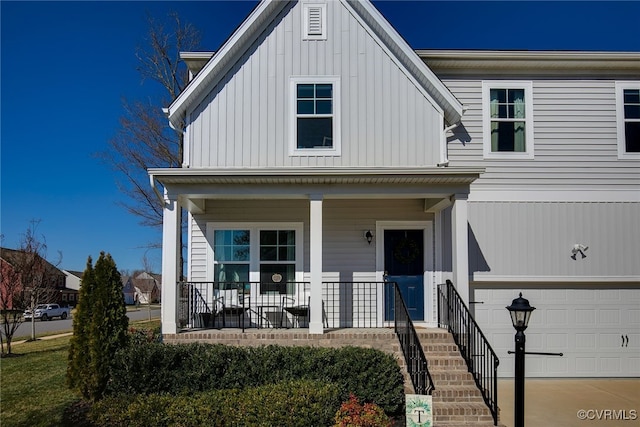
left=615, top=81, right=640, bottom=159
left=444, top=79, right=639, bottom=190
left=187, top=0, right=443, bottom=169
left=466, top=201, right=640, bottom=280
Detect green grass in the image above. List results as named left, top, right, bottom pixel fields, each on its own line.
left=0, top=319, right=160, bottom=427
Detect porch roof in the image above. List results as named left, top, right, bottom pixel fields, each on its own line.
left=149, top=166, right=484, bottom=186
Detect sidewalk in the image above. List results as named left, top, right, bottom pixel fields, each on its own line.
left=11, top=332, right=73, bottom=346
left=498, top=378, right=640, bottom=426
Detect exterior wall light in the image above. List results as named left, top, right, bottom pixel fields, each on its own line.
left=364, top=230, right=373, bottom=245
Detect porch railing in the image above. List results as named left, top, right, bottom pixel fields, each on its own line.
left=393, top=281, right=434, bottom=395
left=438, top=280, right=499, bottom=426
left=177, top=281, right=386, bottom=331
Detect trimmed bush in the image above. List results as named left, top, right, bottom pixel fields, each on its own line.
left=107, top=343, right=405, bottom=415
left=92, top=380, right=340, bottom=427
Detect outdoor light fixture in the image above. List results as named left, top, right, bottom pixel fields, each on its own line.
left=506, top=293, right=536, bottom=427
left=364, top=230, right=374, bottom=245
left=571, top=244, right=588, bottom=260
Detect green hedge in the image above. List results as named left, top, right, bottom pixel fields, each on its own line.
left=107, top=343, right=405, bottom=415
left=92, top=380, right=340, bottom=427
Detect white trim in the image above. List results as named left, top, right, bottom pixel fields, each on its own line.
left=302, top=3, right=327, bottom=40
left=205, top=222, right=304, bottom=284
left=468, top=189, right=640, bottom=203
left=481, top=81, right=535, bottom=160
left=289, top=76, right=341, bottom=156
left=183, top=111, right=191, bottom=167
left=471, top=275, right=640, bottom=283
left=375, top=221, right=435, bottom=327
left=615, top=81, right=640, bottom=160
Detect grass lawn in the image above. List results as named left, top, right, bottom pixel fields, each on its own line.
left=1, top=319, right=160, bottom=427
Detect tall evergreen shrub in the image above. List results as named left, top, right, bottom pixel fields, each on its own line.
left=67, top=252, right=129, bottom=401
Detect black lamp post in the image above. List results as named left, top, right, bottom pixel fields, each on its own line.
left=506, top=293, right=536, bottom=427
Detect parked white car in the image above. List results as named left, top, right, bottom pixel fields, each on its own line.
left=23, top=304, right=70, bottom=321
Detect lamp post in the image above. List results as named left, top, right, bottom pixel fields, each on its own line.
left=506, top=293, right=536, bottom=427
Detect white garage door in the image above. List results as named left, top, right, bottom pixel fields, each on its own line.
left=472, top=287, right=640, bottom=378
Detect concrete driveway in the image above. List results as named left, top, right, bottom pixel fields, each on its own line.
left=498, top=379, right=640, bottom=426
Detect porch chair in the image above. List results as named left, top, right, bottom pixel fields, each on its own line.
left=215, top=288, right=251, bottom=328
left=280, top=296, right=328, bottom=328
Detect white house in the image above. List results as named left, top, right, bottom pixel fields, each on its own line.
left=151, top=0, right=640, bottom=378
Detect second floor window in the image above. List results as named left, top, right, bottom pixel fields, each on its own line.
left=290, top=77, right=341, bottom=156
left=616, top=82, right=640, bottom=158
left=482, top=81, right=534, bottom=159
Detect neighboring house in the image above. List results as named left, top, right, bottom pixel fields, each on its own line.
left=122, top=272, right=161, bottom=305
left=150, top=0, right=639, bottom=379
left=0, top=247, right=76, bottom=307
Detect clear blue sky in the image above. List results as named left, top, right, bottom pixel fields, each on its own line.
left=2, top=1, right=639, bottom=274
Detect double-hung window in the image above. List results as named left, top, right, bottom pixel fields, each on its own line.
left=208, top=223, right=302, bottom=295
left=482, top=81, right=534, bottom=159
left=615, top=82, right=640, bottom=159
left=290, top=77, right=340, bottom=156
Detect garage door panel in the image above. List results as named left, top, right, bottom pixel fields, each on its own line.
left=472, top=286, right=640, bottom=378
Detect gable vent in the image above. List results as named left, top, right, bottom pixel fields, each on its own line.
left=303, top=3, right=327, bottom=40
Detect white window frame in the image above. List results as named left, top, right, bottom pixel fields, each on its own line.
left=482, top=81, right=535, bottom=160
left=302, top=3, right=327, bottom=40
left=289, top=76, right=341, bottom=156
left=615, top=81, right=640, bottom=160
left=206, top=223, right=304, bottom=284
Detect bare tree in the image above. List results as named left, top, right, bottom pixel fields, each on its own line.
left=99, top=12, right=201, bottom=229
left=0, top=222, right=61, bottom=355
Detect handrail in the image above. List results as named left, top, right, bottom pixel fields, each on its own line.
left=393, top=281, right=434, bottom=395
left=438, top=280, right=499, bottom=426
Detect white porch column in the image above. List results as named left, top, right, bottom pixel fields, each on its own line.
left=309, top=194, right=324, bottom=334
left=451, top=194, right=470, bottom=304
left=161, top=191, right=180, bottom=335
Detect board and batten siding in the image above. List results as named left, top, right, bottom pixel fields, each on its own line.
left=467, top=201, right=640, bottom=280
left=444, top=79, right=639, bottom=190
left=187, top=199, right=434, bottom=282
left=187, top=0, right=443, bottom=169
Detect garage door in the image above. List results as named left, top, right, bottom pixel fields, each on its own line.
left=472, top=287, right=640, bottom=378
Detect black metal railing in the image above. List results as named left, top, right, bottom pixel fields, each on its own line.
left=438, top=280, right=499, bottom=426
left=177, top=281, right=385, bottom=331
left=393, top=281, right=434, bottom=395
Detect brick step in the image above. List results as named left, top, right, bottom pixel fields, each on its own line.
left=433, top=402, right=495, bottom=424
left=425, top=357, right=468, bottom=370
left=432, top=385, right=486, bottom=402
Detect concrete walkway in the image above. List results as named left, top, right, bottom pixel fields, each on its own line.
left=498, top=379, right=640, bottom=426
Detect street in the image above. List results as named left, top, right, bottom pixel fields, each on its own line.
left=12, top=307, right=160, bottom=339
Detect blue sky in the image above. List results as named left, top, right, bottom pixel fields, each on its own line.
left=2, top=1, right=639, bottom=274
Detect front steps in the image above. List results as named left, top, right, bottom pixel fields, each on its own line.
left=416, top=329, right=503, bottom=427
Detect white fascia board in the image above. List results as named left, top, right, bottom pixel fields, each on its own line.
left=149, top=166, right=484, bottom=178
left=166, top=0, right=289, bottom=128
left=344, top=0, right=463, bottom=124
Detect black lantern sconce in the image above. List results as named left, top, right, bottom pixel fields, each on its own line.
left=364, top=230, right=374, bottom=245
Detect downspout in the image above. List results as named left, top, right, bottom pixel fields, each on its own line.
left=437, top=105, right=468, bottom=167
left=149, top=174, right=167, bottom=207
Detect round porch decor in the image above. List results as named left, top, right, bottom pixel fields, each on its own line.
left=393, top=238, right=419, bottom=265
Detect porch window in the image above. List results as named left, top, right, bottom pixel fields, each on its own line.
left=213, top=230, right=250, bottom=283
left=290, top=76, right=341, bottom=156
left=260, top=230, right=296, bottom=294
left=615, top=82, right=640, bottom=159
left=482, top=81, right=534, bottom=159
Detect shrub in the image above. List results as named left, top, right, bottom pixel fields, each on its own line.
left=107, top=343, right=405, bottom=415
left=334, top=394, right=392, bottom=427
left=92, top=380, right=340, bottom=427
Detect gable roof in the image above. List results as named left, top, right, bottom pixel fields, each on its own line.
left=0, top=247, right=64, bottom=277
left=166, top=0, right=463, bottom=128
